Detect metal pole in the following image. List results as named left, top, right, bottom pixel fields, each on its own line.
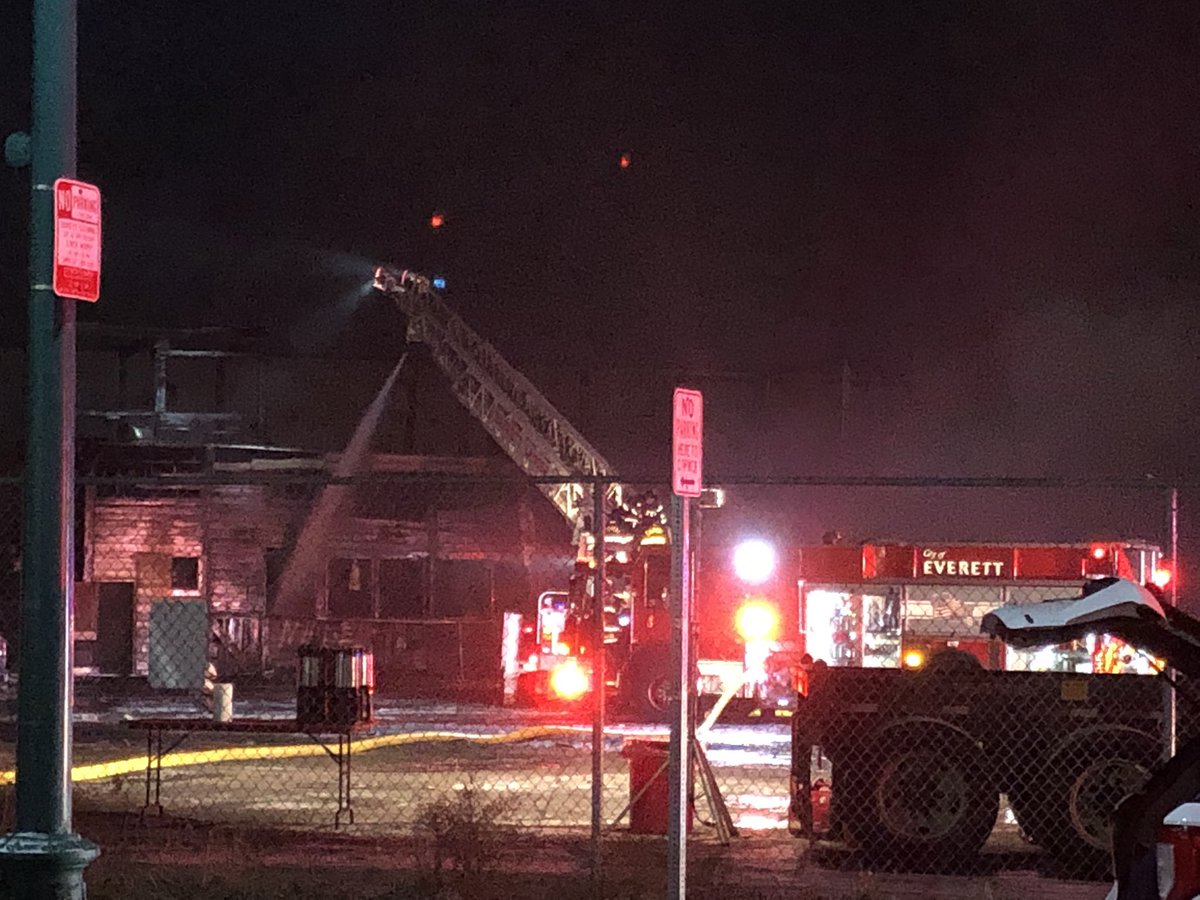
left=1166, top=487, right=1180, bottom=759
left=667, top=494, right=691, bottom=900
left=0, top=0, right=99, bottom=895
left=1171, top=486, right=1179, bottom=608
left=590, top=483, right=606, bottom=892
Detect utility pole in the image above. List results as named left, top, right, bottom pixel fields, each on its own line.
left=1166, top=487, right=1180, bottom=760
left=0, top=0, right=99, bottom=895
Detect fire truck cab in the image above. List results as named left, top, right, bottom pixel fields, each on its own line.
left=513, top=517, right=676, bottom=713
left=797, top=540, right=1167, bottom=673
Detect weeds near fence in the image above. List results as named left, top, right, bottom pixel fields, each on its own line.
left=414, top=783, right=515, bottom=888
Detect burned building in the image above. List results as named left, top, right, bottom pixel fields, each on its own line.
left=10, top=325, right=574, bottom=700
left=77, top=452, right=569, bottom=700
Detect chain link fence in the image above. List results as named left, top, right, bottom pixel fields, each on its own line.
left=0, top=471, right=1191, bottom=887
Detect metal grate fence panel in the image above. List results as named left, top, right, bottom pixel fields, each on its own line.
left=0, top=472, right=1189, bottom=888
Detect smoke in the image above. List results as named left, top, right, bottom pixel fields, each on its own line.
left=96, top=197, right=385, bottom=343
left=287, top=278, right=377, bottom=354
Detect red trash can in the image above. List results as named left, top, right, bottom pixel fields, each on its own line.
left=621, top=740, right=693, bottom=834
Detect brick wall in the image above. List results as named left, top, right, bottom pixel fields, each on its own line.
left=88, top=493, right=205, bottom=674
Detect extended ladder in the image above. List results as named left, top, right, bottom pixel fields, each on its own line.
left=372, top=265, right=622, bottom=530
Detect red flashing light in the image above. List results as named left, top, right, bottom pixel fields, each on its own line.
left=1090, top=544, right=1108, bottom=561
left=735, top=599, right=780, bottom=643
left=618, top=152, right=631, bottom=169
left=430, top=212, right=445, bottom=229
left=549, top=660, right=589, bottom=701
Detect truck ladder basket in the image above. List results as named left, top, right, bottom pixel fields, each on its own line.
left=373, top=265, right=622, bottom=527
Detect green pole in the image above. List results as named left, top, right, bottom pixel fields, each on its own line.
left=0, top=0, right=99, bottom=895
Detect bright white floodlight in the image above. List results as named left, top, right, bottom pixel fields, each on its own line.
left=733, top=539, right=776, bottom=585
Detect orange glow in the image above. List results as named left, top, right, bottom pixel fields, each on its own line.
left=1152, top=565, right=1173, bottom=589
left=430, top=212, right=445, bottom=228
left=549, top=660, right=589, bottom=701
left=735, top=600, right=779, bottom=643
left=903, top=649, right=926, bottom=669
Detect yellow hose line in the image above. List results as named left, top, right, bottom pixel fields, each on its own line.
left=0, top=724, right=584, bottom=786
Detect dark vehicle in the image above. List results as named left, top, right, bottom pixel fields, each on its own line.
left=790, top=653, right=1165, bottom=869
left=786, top=543, right=1174, bottom=871
left=983, top=576, right=1200, bottom=899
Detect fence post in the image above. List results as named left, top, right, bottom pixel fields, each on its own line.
left=667, top=493, right=692, bottom=900
left=1165, top=486, right=1179, bottom=760
left=590, top=481, right=606, bottom=892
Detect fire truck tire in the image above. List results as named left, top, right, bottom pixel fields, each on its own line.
left=840, top=725, right=998, bottom=870
left=618, top=651, right=675, bottom=722
left=1007, top=730, right=1157, bottom=872
left=513, top=670, right=541, bottom=707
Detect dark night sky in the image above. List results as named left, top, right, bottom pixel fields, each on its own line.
left=3, top=1, right=1200, bottom=483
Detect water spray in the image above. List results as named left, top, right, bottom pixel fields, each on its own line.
left=273, top=351, right=409, bottom=616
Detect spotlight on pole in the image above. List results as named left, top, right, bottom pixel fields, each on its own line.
left=732, top=539, right=776, bottom=585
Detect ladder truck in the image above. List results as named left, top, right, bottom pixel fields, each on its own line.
left=371, top=266, right=675, bottom=717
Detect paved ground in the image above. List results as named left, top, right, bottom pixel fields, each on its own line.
left=0, top=681, right=1116, bottom=898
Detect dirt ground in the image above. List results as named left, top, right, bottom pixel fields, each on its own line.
left=54, top=809, right=1111, bottom=900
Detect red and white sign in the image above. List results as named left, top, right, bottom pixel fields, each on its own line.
left=52, top=178, right=101, bottom=302
left=672, top=388, right=703, bottom=498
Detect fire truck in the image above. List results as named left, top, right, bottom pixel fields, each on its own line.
left=787, top=538, right=1177, bottom=871
left=370, top=265, right=727, bottom=717
left=796, top=539, right=1169, bottom=673
left=511, top=496, right=678, bottom=716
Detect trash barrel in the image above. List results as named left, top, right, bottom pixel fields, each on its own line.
left=297, top=644, right=375, bottom=728
left=621, top=740, right=693, bottom=834
left=296, top=644, right=327, bottom=727
left=330, top=645, right=374, bottom=726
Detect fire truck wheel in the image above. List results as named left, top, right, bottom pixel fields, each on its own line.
left=1008, top=730, right=1157, bottom=873
left=513, top=670, right=541, bottom=707
left=618, top=651, right=675, bottom=723
left=841, top=726, right=998, bottom=870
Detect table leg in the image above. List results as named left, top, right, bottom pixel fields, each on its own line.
left=334, top=732, right=355, bottom=827
left=345, top=731, right=354, bottom=825
left=142, top=728, right=152, bottom=814
left=154, top=728, right=163, bottom=810
left=140, top=728, right=165, bottom=818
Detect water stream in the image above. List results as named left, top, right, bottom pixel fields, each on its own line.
left=273, top=353, right=408, bottom=617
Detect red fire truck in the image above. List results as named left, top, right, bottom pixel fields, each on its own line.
left=374, top=266, right=777, bottom=717
left=796, top=540, right=1170, bottom=673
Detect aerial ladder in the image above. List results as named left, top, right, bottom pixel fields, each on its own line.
left=371, top=266, right=732, bottom=720
left=372, top=266, right=680, bottom=711
left=372, top=265, right=622, bottom=532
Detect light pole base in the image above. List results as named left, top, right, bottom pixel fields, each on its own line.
left=0, top=832, right=99, bottom=900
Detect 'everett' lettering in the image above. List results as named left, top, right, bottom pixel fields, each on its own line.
left=920, top=558, right=1005, bottom=577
